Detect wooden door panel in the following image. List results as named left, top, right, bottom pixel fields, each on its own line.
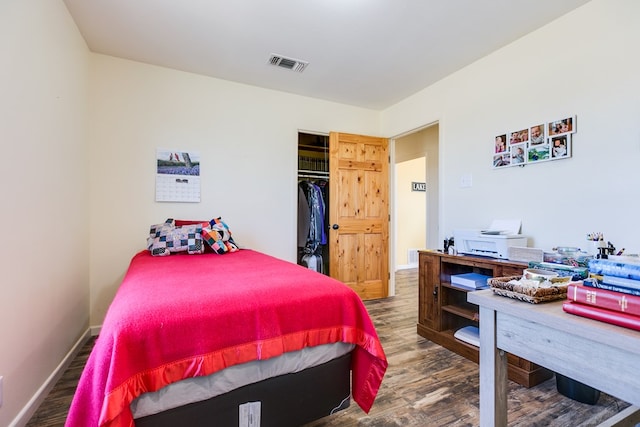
left=337, top=169, right=360, bottom=218
left=338, top=142, right=357, bottom=160
left=364, top=171, right=384, bottom=218
left=364, top=234, right=384, bottom=280
left=363, top=142, right=384, bottom=162
left=334, top=233, right=359, bottom=284
left=329, top=132, right=389, bottom=300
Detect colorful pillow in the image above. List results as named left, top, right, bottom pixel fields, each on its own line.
left=147, top=219, right=205, bottom=256
left=147, top=218, right=176, bottom=254
left=202, top=217, right=239, bottom=254
left=174, top=219, right=214, bottom=253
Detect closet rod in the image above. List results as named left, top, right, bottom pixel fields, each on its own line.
left=298, top=172, right=329, bottom=180
left=298, top=169, right=328, bottom=175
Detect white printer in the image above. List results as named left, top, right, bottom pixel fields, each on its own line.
left=453, top=219, right=527, bottom=259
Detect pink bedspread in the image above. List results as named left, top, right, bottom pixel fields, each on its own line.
left=66, top=250, right=387, bottom=427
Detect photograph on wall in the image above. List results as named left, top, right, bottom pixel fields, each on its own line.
left=155, top=149, right=201, bottom=202
left=493, top=115, right=575, bottom=169
left=494, top=134, right=507, bottom=153
left=511, top=143, right=526, bottom=165
left=548, top=116, right=576, bottom=136
left=527, top=144, right=550, bottom=163
left=509, top=128, right=529, bottom=145
left=493, top=151, right=511, bottom=168
left=551, top=134, right=571, bottom=159
left=529, top=124, right=545, bottom=145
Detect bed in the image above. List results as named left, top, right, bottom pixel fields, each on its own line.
left=65, top=248, right=387, bottom=427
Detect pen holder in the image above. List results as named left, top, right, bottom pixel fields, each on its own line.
left=589, top=240, right=606, bottom=256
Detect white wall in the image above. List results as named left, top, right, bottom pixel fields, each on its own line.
left=382, top=0, right=640, bottom=254
left=0, top=1, right=89, bottom=425
left=88, top=55, right=381, bottom=325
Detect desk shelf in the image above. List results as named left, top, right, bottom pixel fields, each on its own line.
left=441, top=303, right=478, bottom=321
left=417, top=250, right=553, bottom=388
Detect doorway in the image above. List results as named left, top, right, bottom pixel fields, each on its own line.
left=296, top=124, right=439, bottom=299
left=392, top=123, right=439, bottom=272
left=297, top=132, right=330, bottom=275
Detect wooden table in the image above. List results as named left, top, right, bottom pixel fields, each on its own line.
left=468, top=289, right=640, bottom=427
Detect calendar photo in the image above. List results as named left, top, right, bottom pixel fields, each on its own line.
left=155, top=149, right=201, bottom=202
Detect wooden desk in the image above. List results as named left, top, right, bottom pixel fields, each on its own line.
left=468, top=289, right=640, bottom=427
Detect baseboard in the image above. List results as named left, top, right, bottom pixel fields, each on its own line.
left=90, top=324, right=102, bottom=336
left=10, top=328, right=92, bottom=427
left=396, top=263, right=418, bottom=270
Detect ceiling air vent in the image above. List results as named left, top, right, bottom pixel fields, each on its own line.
left=268, top=54, right=308, bottom=73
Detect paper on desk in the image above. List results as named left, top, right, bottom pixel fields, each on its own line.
left=481, top=219, right=522, bottom=236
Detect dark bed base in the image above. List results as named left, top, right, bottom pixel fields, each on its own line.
left=135, top=352, right=352, bottom=427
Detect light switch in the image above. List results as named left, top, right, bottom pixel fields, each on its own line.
left=460, top=174, right=473, bottom=188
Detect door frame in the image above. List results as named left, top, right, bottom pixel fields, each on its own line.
left=296, top=122, right=439, bottom=298
left=389, top=120, right=440, bottom=296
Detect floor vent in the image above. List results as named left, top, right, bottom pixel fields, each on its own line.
left=408, top=248, right=419, bottom=265
left=268, top=54, right=309, bottom=72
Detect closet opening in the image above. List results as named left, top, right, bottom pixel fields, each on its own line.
left=297, top=132, right=329, bottom=275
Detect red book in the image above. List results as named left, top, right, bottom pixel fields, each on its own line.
left=562, top=301, right=640, bottom=332
left=567, top=283, right=640, bottom=316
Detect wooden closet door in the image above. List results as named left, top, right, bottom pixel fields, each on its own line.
left=329, top=132, right=389, bottom=300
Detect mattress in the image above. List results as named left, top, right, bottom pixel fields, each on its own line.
left=131, top=342, right=354, bottom=418
left=134, top=351, right=354, bottom=427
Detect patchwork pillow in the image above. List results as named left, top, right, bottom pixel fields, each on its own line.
left=202, top=217, right=239, bottom=254
left=174, top=219, right=214, bottom=253
left=147, top=218, right=176, bottom=254
left=148, top=220, right=205, bottom=256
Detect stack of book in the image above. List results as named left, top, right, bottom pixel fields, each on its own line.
left=562, top=257, right=640, bottom=331
left=450, top=272, right=491, bottom=290
left=527, top=261, right=589, bottom=280
left=453, top=325, right=480, bottom=347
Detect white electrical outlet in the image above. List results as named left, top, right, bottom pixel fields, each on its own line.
left=0, top=375, right=3, bottom=408
left=239, top=401, right=261, bottom=427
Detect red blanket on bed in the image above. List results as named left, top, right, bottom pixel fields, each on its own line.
left=66, top=250, right=387, bottom=427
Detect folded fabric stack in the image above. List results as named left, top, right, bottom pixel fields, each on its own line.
left=489, top=275, right=569, bottom=303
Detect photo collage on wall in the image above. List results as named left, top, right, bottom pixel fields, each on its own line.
left=493, top=115, right=576, bottom=168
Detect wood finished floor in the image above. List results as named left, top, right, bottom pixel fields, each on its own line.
left=28, top=269, right=630, bottom=427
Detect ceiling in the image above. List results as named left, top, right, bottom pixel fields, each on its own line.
left=63, top=0, right=591, bottom=110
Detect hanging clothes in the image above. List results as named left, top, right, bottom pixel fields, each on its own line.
left=298, top=178, right=329, bottom=274
left=297, top=186, right=310, bottom=248
left=298, top=180, right=327, bottom=255
left=313, top=180, right=328, bottom=244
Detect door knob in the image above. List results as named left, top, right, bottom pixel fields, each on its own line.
left=332, top=224, right=339, bottom=230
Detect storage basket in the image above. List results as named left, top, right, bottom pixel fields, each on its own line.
left=488, top=275, right=568, bottom=304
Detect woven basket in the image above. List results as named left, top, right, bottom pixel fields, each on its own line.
left=488, top=275, right=568, bottom=304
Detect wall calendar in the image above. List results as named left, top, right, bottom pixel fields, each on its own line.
left=155, top=149, right=201, bottom=203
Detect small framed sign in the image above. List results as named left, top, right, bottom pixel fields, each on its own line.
left=411, top=182, right=426, bottom=192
